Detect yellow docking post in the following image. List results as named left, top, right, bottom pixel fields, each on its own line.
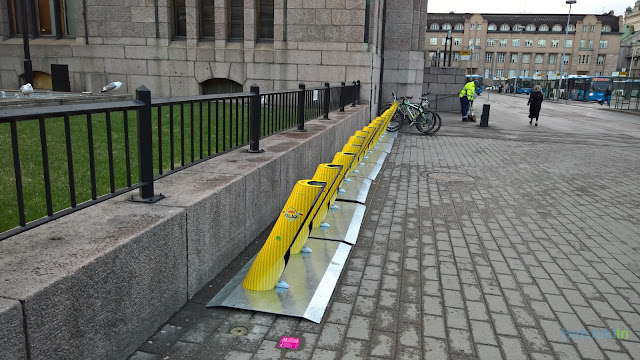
left=242, top=180, right=326, bottom=291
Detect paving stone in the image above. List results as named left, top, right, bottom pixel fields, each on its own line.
left=470, top=320, right=498, bottom=346
left=369, top=331, right=395, bottom=358
left=346, top=315, right=372, bottom=341
left=317, top=323, right=347, bottom=350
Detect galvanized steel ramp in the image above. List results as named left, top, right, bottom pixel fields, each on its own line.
left=207, top=107, right=399, bottom=323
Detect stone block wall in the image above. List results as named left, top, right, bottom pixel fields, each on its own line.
left=0, top=0, right=383, bottom=110
left=423, top=66, right=467, bottom=112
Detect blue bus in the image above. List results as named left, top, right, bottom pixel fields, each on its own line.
left=466, top=75, right=484, bottom=94
left=565, top=75, right=591, bottom=101
left=507, top=77, right=534, bottom=94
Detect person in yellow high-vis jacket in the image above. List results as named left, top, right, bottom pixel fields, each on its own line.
left=459, top=78, right=476, bottom=121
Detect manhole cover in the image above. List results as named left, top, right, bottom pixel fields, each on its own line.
left=230, top=326, right=249, bottom=336
left=426, top=172, right=476, bottom=182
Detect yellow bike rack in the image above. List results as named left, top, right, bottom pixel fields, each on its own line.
left=242, top=180, right=325, bottom=291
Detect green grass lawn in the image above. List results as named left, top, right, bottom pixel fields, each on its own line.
left=0, top=99, right=310, bottom=235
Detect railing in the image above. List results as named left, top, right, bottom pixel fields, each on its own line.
left=0, top=81, right=360, bottom=241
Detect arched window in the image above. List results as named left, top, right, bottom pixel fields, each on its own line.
left=567, top=24, right=575, bottom=31
left=526, top=24, right=535, bottom=31
left=513, top=24, right=523, bottom=31
left=539, top=24, right=549, bottom=31
left=602, top=25, right=611, bottom=32
left=552, top=24, right=562, bottom=31
left=430, top=23, right=440, bottom=30
left=500, top=24, right=510, bottom=31
left=201, top=78, right=243, bottom=94
left=454, top=23, right=464, bottom=30
left=442, top=23, right=452, bottom=30
left=488, top=23, right=497, bottom=31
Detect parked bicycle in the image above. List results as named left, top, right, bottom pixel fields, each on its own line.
left=381, top=93, right=441, bottom=135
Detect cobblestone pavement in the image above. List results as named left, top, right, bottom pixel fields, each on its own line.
left=130, top=98, right=640, bottom=360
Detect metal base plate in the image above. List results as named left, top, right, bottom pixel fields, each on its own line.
left=372, top=141, right=394, bottom=153
left=363, top=150, right=388, bottom=165
left=309, top=201, right=365, bottom=245
left=206, top=238, right=352, bottom=323
left=336, top=176, right=372, bottom=204
left=350, top=160, right=383, bottom=181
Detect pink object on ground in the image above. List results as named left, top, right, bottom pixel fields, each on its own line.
left=279, top=336, right=301, bottom=349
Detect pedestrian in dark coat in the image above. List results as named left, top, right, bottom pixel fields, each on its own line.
left=527, top=85, right=544, bottom=126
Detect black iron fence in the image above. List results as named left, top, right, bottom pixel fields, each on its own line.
left=0, top=81, right=360, bottom=241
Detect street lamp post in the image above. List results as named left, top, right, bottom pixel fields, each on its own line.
left=630, top=47, right=637, bottom=77
left=19, top=0, right=33, bottom=85
left=558, top=0, right=576, bottom=101
left=436, top=48, right=441, bottom=67
left=447, top=30, right=453, bottom=67
left=515, top=27, right=522, bottom=94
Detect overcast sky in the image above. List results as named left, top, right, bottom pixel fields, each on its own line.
left=428, top=0, right=633, bottom=17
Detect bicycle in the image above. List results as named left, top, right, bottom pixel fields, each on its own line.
left=381, top=93, right=441, bottom=135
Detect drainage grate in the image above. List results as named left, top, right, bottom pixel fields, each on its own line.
left=426, top=172, right=476, bottom=182
left=230, top=326, right=249, bottom=336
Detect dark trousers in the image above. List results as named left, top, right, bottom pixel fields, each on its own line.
left=460, top=97, right=470, bottom=118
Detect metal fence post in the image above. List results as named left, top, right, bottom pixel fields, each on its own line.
left=340, top=81, right=346, bottom=112
left=297, top=83, right=307, bottom=132
left=248, top=84, right=264, bottom=153
left=323, top=82, right=330, bottom=119
left=351, top=81, right=357, bottom=107
left=356, top=80, right=361, bottom=105
left=132, top=85, right=164, bottom=203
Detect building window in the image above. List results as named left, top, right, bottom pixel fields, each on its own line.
left=538, top=39, right=546, bottom=47
left=8, top=0, right=78, bottom=37
left=469, top=38, right=473, bottom=46
left=578, top=55, right=590, bottom=64
left=535, top=54, right=543, bottom=63
left=486, top=38, right=495, bottom=46
left=588, top=40, right=593, bottom=48
left=525, top=39, right=533, bottom=47
left=580, top=40, right=586, bottom=48
left=549, top=54, right=556, bottom=64
left=547, top=70, right=556, bottom=78
left=539, top=24, right=548, bottom=31
left=488, top=24, right=497, bottom=31
left=485, top=53, right=493, bottom=62
left=476, top=38, right=480, bottom=46
left=470, top=24, right=475, bottom=30
left=513, top=24, right=523, bottom=31
left=521, top=69, right=529, bottom=76
left=512, top=39, right=520, bottom=47
left=477, top=24, right=482, bottom=30
left=595, top=71, right=602, bottom=76
left=484, top=68, right=490, bottom=77
left=583, top=25, right=587, bottom=32
left=430, top=37, right=438, bottom=46
left=228, top=0, right=243, bottom=40
left=602, top=25, right=611, bottom=32
left=508, top=69, right=516, bottom=77
left=454, top=37, right=462, bottom=45
left=455, top=23, right=463, bottom=30
left=526, top=24, right=535, bottom=31
left=473, top=53, right=479, bottom=61
left=499, top=38, right=507, bottom=47
left=567, top=24, right=575, bottom=31
left=552, top=24, right=562, bottom=31
left=510, top=54, right=518, bottom=63
left=497, top=53, right=505, bottom=62
left=442, top=37, right=447, bottom=46
left=590, top=25, right=595, bottom=32
left=597, top=55, right=605, bottom=65
left=500, top=24, right=510, bottom=31
left=430, top=23, right=439, bottom=30
left=599, top=40, right=608, bottom=48
left=453, top=52, right=460, bottom=61
left=522, top=54, right=530, bottom=63
left=442, top=23, right=451, bottom=30
left=496, top=68, right=503, bottom=77
left=200, top=0, right=215, bottom=38
left=173, top=0, right=187, bottom=37
left=551, top=39, right=559, bottom=48
left=565, top=39, right=572, bottom=48
left=258, top=0, right=274, bottom=41
left=563, top=55, right=570, bottom=64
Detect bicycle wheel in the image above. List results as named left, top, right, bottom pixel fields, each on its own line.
left=386, top=111, right=405, bottom=132
left=415, top=111, right=436, bottom=134
left=421, top=111, right=442, bottom=135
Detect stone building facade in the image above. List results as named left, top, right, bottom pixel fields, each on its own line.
left=0, top=1, right=431, bottom=116
left=425, top=12, right=622, bottom=81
